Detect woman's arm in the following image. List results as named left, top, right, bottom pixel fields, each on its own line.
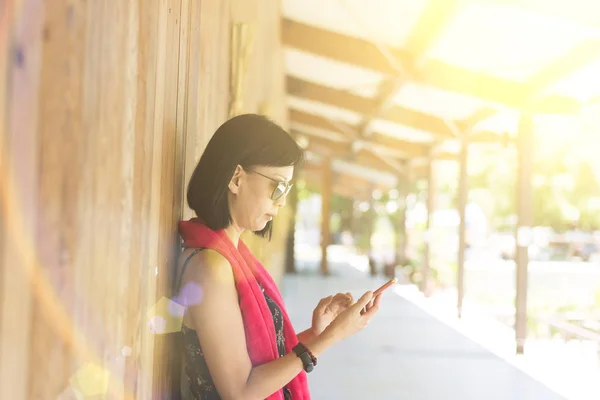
left=296, top=328, right=317, bottom=344
left=183, top=250, right=339, bottom=400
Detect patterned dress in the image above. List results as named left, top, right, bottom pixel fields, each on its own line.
left=179, top=249, right=292, bottom=399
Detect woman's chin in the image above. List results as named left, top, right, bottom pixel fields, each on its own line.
left=256, top=221, right=269, bottom=231
left=251, top=217, right=271, bottom=232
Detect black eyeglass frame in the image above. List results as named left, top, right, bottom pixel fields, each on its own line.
left=247, top=169, right=294, bottom=201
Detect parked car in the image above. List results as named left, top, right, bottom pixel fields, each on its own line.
left=573, top=242, right=599, bottom=262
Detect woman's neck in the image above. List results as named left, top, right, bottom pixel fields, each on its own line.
left=224, top=223, right=244, bottom=248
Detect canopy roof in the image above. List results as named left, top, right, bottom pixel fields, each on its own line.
left=282, top=0, right=600, bottom=197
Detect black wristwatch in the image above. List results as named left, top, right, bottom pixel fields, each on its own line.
left=292, top=342, right=316, bottom=373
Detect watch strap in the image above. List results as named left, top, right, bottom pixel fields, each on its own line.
left=292, top=342, right=316, bottom=373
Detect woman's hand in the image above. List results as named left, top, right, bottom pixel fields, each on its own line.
left=321, top=291, right=382, bottom=344
left=311, top=292, right=354, bottom=336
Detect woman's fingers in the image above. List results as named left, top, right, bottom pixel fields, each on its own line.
left=329, top=293, right=353, bottom=312
left=316, top=295, right=333, bottom=312
left=345, top=292, right=354, bottom=303
left=363, top=294, right=382, bottom=318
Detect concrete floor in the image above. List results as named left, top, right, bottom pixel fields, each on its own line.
left=281, top=263, right=567, bottom=400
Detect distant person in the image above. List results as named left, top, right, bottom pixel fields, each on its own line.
left=173, top=114, right=383, bottom=399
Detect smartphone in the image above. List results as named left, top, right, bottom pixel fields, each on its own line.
left=373, top=277, right=398, bottom=297
left=361, top=277, right=398, bottom=314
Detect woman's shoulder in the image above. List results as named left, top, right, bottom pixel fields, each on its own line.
left=179, top=248, right=234, bottom=285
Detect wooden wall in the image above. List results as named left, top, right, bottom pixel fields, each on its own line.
left=0, top=0, right=289, bottom=398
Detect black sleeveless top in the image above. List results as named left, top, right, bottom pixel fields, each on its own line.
left=178, top=248, right=291, bottom=399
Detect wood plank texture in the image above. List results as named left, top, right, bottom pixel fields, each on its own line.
left=0, top=0, right=289, bottom=398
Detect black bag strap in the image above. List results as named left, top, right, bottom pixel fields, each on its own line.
left=175, top=248, right=204, bottom=294
left=169, top=248, right=205, bottom=400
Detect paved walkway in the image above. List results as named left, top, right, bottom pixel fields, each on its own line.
left=281, top=263, right=567, bottom=400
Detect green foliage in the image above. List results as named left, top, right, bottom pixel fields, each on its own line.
left=296, top=179, right=315, bottom=201
left=467, top=144, right=600, bottom=231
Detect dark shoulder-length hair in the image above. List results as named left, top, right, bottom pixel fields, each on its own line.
left=186, top=113, right=304, bottom=239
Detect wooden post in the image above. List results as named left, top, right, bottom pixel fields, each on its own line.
left=285, top=183, right=299, bottom=274
left=320, top=159, right=332, bottom=275
left=367, top=184, right=377, bottom=276
left=394, top=174, right=409, bottom=267
left=420, top=156, right=435, bottom=295
left=515, top=114, right=533, bottom=354
left=457, top=135, right=469, bottom=318
left=0, top=2, right=41, bottom=398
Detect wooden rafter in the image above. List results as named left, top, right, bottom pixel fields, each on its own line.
left=287, top=75, right=373, bottom=115
left=301, top=136, right=348, bottom=158
left=462, top=106, right=498, bottom=130
left=355, top=149, right=404, bottom=175
left=297, top=130, right=404, bottom=175
left=287, top=77, right=455, bottom=138
left=357, top=0, right=461, bottom=137
left=357, top=77, right=409, bottom=137
left=282, top=18, right=580, bottom=113
left=289, top=108, right=356, bottom=139
left=291, top=108, right=512, bottom=168
left=368, top=133, right=430, bottom=158
left=403, top=0, right=460, bottom=59
left=282, top=18, right=405, bottom=75
left=301, top=161, right=394, bottom=200
left=290, top=109, right=431, bottom=158
left=529, top=39, right=600, bottom=92
left=477, top=38, right=600, bottom=127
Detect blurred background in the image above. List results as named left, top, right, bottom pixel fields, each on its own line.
left=1, top=0, right=599, bottom=399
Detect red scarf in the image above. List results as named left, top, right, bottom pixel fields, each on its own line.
left=178, top=218, right=311, bottom=400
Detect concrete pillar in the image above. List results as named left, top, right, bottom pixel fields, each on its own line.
left=515, top=114, right=533, bottom=354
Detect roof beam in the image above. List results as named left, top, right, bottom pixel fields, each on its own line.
left=357, top=77, right=410, bottom=137
left=300, top=136, right=350, bottom=158
left=287, top=75, right=373, bottom=114
left=404, top=0, right=460, bottom=59
left=419, top=60, right=578, bottom=113
left=282, top=18, right=404, bottom=76
left=474, top=39, right=600, bottom=127
left=529, top=38, right=600, bottom=97
left=302, top=169, right=371, bottom=199
left=296, top=129, right=404, bottom=175
left=369, top=133, right=430, bottom=158
left=287, top=76, right=455, bottom=138
left=355, top=150, right=405, bottom=175
left=293, top=108, right=509, bottom=154
left=289, top=108, right=356, bottom=139
left=301, top=160, right=396, bottom=197
left=290, top=109, right=432, bottom=158
left=282, top=18, right=580, bottom=113
left=357, top=0, right=461, bottom=137
left=461, top=106, right=498, bottom=130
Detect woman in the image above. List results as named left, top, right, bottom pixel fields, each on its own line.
left=175, top=114, right=382, bottom=400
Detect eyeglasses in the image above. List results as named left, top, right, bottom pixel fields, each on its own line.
left=249, top=169, right=294, bottom=201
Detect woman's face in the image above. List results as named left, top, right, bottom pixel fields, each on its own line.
left=228, top=165, right=294, bottom=232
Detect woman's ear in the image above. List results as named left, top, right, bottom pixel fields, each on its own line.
left=228, top=165, right=244, bottom=195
